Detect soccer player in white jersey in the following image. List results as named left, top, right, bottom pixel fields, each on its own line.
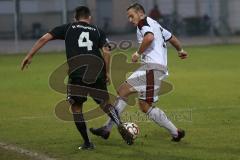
left=90, top=3, right=188, bottom=142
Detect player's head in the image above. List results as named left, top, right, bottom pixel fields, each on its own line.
left=127, top=3, right=145, bottom=26
left=74, top=6, right=92, bottom=23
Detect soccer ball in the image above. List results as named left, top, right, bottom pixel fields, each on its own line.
left=123, top=122, right=140, bottom=139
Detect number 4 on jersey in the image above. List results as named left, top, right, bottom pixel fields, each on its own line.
left=78, top=32, right=93, bottom=51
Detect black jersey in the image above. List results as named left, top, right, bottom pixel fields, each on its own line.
left=49, top=21, right=109, bottom=80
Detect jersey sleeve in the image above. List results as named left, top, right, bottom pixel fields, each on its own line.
left=138, top=18, right=154, bottom=36
left=160, top=27, right=172, bottom=41
left=98, top=28, right=111, bottom=49
left=48, top=23, right=70, bottom=40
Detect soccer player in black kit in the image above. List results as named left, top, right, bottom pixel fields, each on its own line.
left=21, top=6, right=133, bottom=150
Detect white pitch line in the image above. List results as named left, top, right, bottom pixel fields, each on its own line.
left=0, top=116, right=53, bottom=121
left=0, top=142, right=56, bottom=160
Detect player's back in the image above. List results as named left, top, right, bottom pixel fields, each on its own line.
left=49, top=21, right=108, bottom=80
left=65, top=22, right=104, bottom=59
left=64, top=22, right=107, bottom=80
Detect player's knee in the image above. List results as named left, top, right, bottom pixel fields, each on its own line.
left=117, top=86, right=126, bottom=97
left=138, top=100, right=150, bottom=113
left=71, top=105, right=82, bottom=113
left=117, top=82, right=131, bottom=97
left=139, top=106, right=148, bottom=113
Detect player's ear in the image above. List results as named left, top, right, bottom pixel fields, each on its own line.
left=89, top=16, right=92, bottom=22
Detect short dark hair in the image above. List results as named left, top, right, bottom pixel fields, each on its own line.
left=127, top=3, right=145, bottom=14
left=74, top=6, right=91, bottom=20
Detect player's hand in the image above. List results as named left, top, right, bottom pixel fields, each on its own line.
left=132, top=51, right=140, bottom=63
left=178, top=49, right=188, bottom=59
left=106, top=73, right=111, bottom=85
left=21, top=55, right=32, bottom=70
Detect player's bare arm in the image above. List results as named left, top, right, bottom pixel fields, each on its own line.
left=169, top=35, right=188, bottom=59
left=102, top=46, right=111, bottom=84
left=132, top=33, right=154, bottom=62
left=21, top=33, right=54, bottom=70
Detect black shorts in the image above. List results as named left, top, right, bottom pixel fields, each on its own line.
left=67, top=78, right=109, bottom=105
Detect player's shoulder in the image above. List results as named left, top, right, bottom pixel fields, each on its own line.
left=137, top=17, right=159, bottom=30
left=86, top=23, right=98, bottom=30
left=53, top=23, right=72, bottom=30
left=93, top=25, right=106, bottom=37
left=147, top=17, right=161, bottom=28
left=137, top=17, right=150, bottom=30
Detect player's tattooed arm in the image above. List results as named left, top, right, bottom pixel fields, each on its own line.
left=169, top=35, right=188, bottom=59
left=21, top=33, right=54, bottom=70
left=102, top=46, right=111, bottom=84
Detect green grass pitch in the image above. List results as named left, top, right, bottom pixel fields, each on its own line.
left=0, top=44, right=240, bottom=160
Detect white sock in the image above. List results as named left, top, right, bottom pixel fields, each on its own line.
left=104, top=97, right=127, bottom=131
left=147, top=106, right=178, bottom=137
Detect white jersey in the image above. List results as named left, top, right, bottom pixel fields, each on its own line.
left=137, top=17, right=172, bottom=70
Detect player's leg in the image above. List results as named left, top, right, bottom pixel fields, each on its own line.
left=90, top=70, right=140, bottom=139
left=100, top=82, right=133, bottom=131
left=138, top=99, right=184, bottom=141
left=89, top=82, right=135, bottom=135
left=68, top=97, right=94, bottom=150
left=90, top=79, right=135, bottom=145
left=99, top=99, right=134, bottom=145
left=139, top=70, right=185, bottom=141
left=102, top=96, right=127, bottom=132
left=67, top=78, right=94, bottom=149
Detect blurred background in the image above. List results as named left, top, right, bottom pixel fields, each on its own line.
left=0, top=0, right=240, bottom=53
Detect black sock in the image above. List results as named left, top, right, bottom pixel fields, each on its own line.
left=73, top=113, right=90, bottom=145
left=102, top=104, right=121, bottom=126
